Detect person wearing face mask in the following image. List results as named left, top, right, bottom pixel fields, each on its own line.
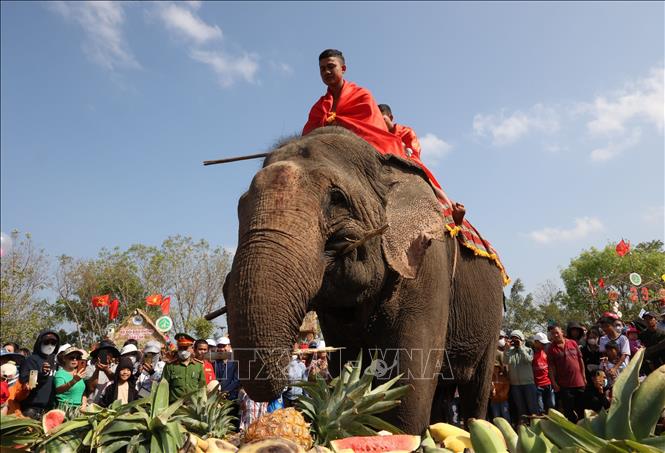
left=119, top=343, right=142, bottom=376
left=17, top=330, right=60, bottom=419
left=136, top=341, right=165, bottom=398
left=581, top=327, right=602, bottom=385
left=162, top=333, right=206, bottom=403
left=1, top=348, right=26, bottom=416
left=489, top=331, right=511, bottom=422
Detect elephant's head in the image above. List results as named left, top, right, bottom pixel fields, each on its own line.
left=224, top=127, right=446, bottom=401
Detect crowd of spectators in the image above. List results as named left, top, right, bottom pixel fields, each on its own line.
left=0, top=329, right=332, bottom=432
left=490, top=309, right=665, bottom=425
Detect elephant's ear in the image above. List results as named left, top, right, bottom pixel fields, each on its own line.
left=381, top=176, right=446, bottom=279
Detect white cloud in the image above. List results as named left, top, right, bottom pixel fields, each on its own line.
left=49, top=1, right=139, bottom=71
left=582, top=68, right=664, bottom=137
left=420, top=133, right=452, bottom=164
left=157, top=2, right=222, bottom=44
left=642, top=205, right=664, bottom=225
left=529, top=217, right=604, bottom=244
left=590, top=128, right=642, bottom=162
left=190, top=49, right=259, bottom=87
left=473, top=104, right=559, bottom=146
left=270, top=61, right=294, bottom=76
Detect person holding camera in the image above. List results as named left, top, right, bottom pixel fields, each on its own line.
left=136, top=341, right=165, bottom=398
left=504, top=330, right=539, bottom=424
left=54, top=346, right=88, bottom=410
left=18, top=330, right=61, bottom=419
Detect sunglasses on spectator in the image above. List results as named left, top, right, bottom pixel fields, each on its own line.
left=43, top=340, right=58, bottom=346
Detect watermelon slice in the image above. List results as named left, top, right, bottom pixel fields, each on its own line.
left=330, top=435, right=421, bottom=453
left=42, top=409, right=66, bottom=434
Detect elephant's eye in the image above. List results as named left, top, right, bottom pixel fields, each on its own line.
left=329, top=187, right=350, bottom=209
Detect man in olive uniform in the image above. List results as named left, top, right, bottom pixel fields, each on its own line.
left=162, top=333, right=206, bottom=403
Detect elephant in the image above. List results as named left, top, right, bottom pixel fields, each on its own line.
left=223, top=126, right=504, bottom=435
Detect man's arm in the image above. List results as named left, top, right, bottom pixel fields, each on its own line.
left=577, top=348, right=587, bottom=386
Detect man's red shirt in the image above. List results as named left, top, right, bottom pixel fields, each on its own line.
left=202, top=360, right=216, bottom=385
left=532, top=349, right=551, bottom=387
left=393, top=124, right=422, bottom=160
left=547, top=339, right=585, bottom=388
left=302, top=81, right=442, bottom=190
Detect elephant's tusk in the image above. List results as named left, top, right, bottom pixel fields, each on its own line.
left=337, top=224, right=389, bottom=257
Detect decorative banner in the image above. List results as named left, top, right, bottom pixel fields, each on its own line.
left=155, top=316, right=173, bottom=333
left=629, top=273, right=642, bottom=286
left=662, top=274, right=665, bottom=282
left=629, top=286, right=638, bottom=303
left=615, top=239, right=630, bottom=257
left=608, top=290, right=620, bottom=302
left=109, top=299, right=119, bottom=320
left=146, top=294, right=163, bottom=306
left=92, top=294, right=111, bottom=307
left=598, top=278, right=605, bottom=288
left=640, top=287, right=649, bottom=302
left=160, top=296, right=171, bottom=315
left=587, top=279, right=597, bottom=297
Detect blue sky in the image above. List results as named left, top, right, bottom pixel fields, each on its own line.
left=1, top=1, right=663, bottom=300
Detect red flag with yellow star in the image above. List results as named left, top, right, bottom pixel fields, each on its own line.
left=146, top=294, right=163, bottom=306
left=92, top=294, right=110, bottom=307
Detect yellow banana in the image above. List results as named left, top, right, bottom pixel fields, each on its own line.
left=443, top=435, right=472, bottom=453
left=429, top=423, right=470, bottom=442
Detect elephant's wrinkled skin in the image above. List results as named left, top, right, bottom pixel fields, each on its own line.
left=223, top=127, right=503, bottom=434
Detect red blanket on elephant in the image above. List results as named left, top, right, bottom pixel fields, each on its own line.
left=302, top=81, right=508, bottom=284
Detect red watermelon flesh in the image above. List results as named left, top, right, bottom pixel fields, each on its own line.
left=330, top=435, right=421, bottom=452
left=42, top=409, right=66, bottom=434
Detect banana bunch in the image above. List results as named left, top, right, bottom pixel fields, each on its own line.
left=419, top=422, right=476, bottom=453
left=183, top=433, right=239, bottom=453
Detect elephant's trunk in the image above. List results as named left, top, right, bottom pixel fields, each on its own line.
left=225, top=161, right=325, bottom=402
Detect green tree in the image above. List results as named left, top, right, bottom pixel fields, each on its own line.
left=127, top=236, right=231, bottom=335
left=53, top=236, right=232, bottom=344
left=0, top=230, right=54, bottom=346
left=503, top=278, right=539, bottom=335
left=560, top=240, right=665, bottom=324
left=53, top=249, right=158, bottom=346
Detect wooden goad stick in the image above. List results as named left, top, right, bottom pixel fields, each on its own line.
left=203, top=152, right=270, bottom=166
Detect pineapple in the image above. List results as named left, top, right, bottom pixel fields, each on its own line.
left=296, top=352, right=411, bottom=447
left=244, top=407, right=313, bottom=449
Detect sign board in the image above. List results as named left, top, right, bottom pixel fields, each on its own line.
left=111, top=309, right=168, bottom=349
left=155, top=316, right=173, bottom=333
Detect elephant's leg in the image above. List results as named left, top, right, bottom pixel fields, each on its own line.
left=457, top=341, right=495, bottom=422
left=449, top=248, right=504, bottom=423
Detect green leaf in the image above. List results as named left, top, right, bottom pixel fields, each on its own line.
left=640, top=436, right=665, bottom=450
left=606, top=348, right=643, bottom=440
left=151, top=379, right=171, bottom=416
left=630, top=365, right=665, bottom=440
left=544, top=410, right=608, bottom=451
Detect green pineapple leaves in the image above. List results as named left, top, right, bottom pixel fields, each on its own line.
left=295, top=352, right=411, bottom=446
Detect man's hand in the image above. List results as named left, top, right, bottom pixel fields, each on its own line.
left=141, top=362, right=154, bottom=375
left=552, top=382, right=560, bottom=392
left=42, top=362, right=51, bottom=375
